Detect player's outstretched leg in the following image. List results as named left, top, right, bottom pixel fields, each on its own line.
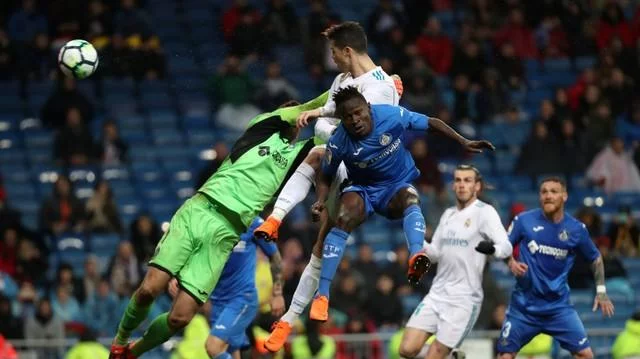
left=387, top=187, right=431, bottom=285
left=109, top=267, right=171, bottom=359
left=310, top=192, right=366, bottom=321
left=254, top=148, right=323, bottom=241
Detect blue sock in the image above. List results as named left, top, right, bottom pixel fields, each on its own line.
left=403, top=204, right=426, bottom=256
left=212, top=352, right=232, bottom=359
left=317, top=228, right=349, bottom=298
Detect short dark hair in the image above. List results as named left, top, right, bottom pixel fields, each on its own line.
left=333, top=86, right=366, bottom=112
left=323, top=21, right=368, bottom=53
left=540, top=176, right=566, bottom=189
left=455, top=164, right=482, bottom=182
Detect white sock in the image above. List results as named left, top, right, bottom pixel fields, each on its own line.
left=416, top=343, right=430, bottom=358
left=281, top=254, right=322, bottom=324
left=272, top=162, right=316, bottom=221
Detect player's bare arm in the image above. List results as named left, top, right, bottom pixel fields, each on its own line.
left=311, top=170, right=334, bottom=222
left=507, top=256, right=528, bottom=277
left=427, top=117, right=495, bottom=153
left=269, top=251, right=286, bottom=317
left=591, top=256, right=615, bottom=317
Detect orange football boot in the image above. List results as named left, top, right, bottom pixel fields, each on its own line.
left=310, top=295, right=329, bottom=322
left=263, top=321, right=293, bottom=353
left=407, top=251, right=432, bottom=286
left=253, top=216, right=281, bottom=241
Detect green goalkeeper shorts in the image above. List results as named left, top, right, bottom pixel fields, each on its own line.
left=149, top=193, right=244, bottom=304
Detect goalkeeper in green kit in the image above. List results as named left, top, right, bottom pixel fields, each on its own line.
left=108, top=92, right=329, bottom=359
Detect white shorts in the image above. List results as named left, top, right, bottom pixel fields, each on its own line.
left=406, top=295, right=481, bottom=349
left=326, top=162, right=348, bottom=221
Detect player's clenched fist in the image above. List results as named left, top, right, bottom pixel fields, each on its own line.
left=310, top=201, right=326, bottom=222
left=297, top=108, right=321, bottom=128
left=508, top=257, right=528, bottom=277
left=391, top=74, right=404, bottom=97
left=270, top=294, right=285, bottom=317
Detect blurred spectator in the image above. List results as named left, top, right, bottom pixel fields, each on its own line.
left=557, top=118, right=588, bottom=175
left=0, top=335, right=17, bottom=359
left=475, top=266, right=508, bottom=330
left=616, top=104, right=640, bottom=147
left=0, top=294, right=22, bottom=339
left=415, top=17, right=453, bottom=75
left=450, top=40, right=486, bottom=85
left=385, top=245, right=414, bottom=296
left=99, top=120, right=128, bottom=165
left=39, top=175, right=86, bottom=235
left=54, top=263, right=85, bottom=303
left=400, top=56, right=434, bottom=93
left=83, top=0, right=113, bottom=50
left=515, top=122, right=560, bottom=176
left=495, top=42, right=525, bottom=89
left=594, top=237, right=629, bottom=281
left=222, top=0, right=262, bottom=42
left=137, top=38, right=166, bottom=81
left=0, top=271, right=18, bottom=301
left=366, top=0, right=405, bottom=47
left=596, top=2, right=634, bottom=50
left=401, top=76, right=438, bottom=115
left=25, top=298, right=65, bottom=359
left=86, top=180, right=123, bottom=233
left=352, top=244, right=379, bottom=290
left=7, top=0, right=47, bottom=44
left=451, top=74, right=477, bottom=121
left=47, top=0, right=83, bottom=47
left=341, top=314, right=382, bottom=359
left=291, top=320, right=336, bottom=359
left=84, top=278, right=119, bottom=336
left=560, top=0, right=590, bottom=56
left=536, top=100, right=561, bottom=139
left=18, top=32, right=55, bottom=82
left=535, top=15, right=569, bottom=58
left=410, top=138, right=443, bottom=194
left=494, top=8, right=537, bottom=59
left=575, top=206, right=604, bottom=239
left=476, top=68, right=507, bottom=123
left=196, top=142, right=230, bottom=189
left=15, top=233, right=46, bottom=284
left=426, top=107, right=463, bottom=159
left=263, top=0, right=299, bottom=44
left=210, top=55, right=261, bottom=131
left=583, top=102, right=615, bottom=158
left=553, top=88, right=572, bottom=120
left=0, top=228, right=18, bottom=277
left=0, top=29, right=13, bottom=81
left=65, top=328, right=110, bottom=359
left=13, top=281, right=37, bottom=319
left=365, top=273, right=403, bottom=329
left=612, top=311, right=640, bottom=359
left=587, top=137, right=640, bottom=194
left=377, top=27, right=410, bottom=69
left=100, top=34, right=135, bottom=77
left=331, top=273, right=365, bottom=315
left=231, top=7, right=267, bottom=58
left=607, top=206, right=640, bottom=257
left=114, top=0, right=153, bottom=40
left=129, top=214, right=161, bottom=263
left=54, top=107, right=96, bottom=166
left=107, top=241, right=141, bottom=297
left=603, top=68, right=634, bottom=118
left=51, top=284, right=82, bottom=323
left=302, top=0, right=340, bottom=69
left=256, top=61, right=299, bottom=110
left=41, top=77, right=94, bottom=129
left=81, top=255, right=101, bottom=300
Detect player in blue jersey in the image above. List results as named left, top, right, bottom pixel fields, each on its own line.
left=308, top=86, right=495, bottom=321
left=476, top=177, right=615, bottom=359
left=168, top=217, right=284, bottom=359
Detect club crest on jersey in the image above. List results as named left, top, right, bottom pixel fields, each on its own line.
left=558, top=229, right=569, bottom=241
left=258, top=146, right=270, bottom=156
left=380, top=133, right=392, bottom=146
left=464, top=218, right=471, bottom=228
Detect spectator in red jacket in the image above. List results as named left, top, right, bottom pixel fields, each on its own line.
left=415, top=17, right=453, bottom=74
left=221, top=0, right=261, bottom=42
left=596, top=2, right=634, bottom=49
left=494, top=8, right=537, bottom=59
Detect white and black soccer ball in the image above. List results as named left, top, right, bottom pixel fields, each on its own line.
left=58, top=39, right=99, bottom=79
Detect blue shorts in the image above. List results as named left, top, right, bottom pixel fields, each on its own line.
left=496, top=305, right=590, bottom=354
left=342, top=182, right=415, bottom=217
left=209, top=294, right=258, bottom=352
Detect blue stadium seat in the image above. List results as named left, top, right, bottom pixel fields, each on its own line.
left=141, top=92, right=174, bottom=110
left=74, top=184, right=95, bottom=200
left=0, top=95, right=23, bottom=112
left=543, top=58, right=572, bottom=72
left=153, top=131, right=184, bottom=146
left=138, top=79, right=170, bottom=94
left=148, top=111, right=179, bottom=128
left=4, top=182, right=37, bottom=199
left=183, top=115, right=210, bottom=130
left=132, top=168, right=166, bottom=185
left=469, top=155, right=493, bottom=175
left=575, top=56, right=597, bottom=71
left=155, top=145, right=193, bottom=161
left=0, top=131, right=23, bottom=148
left=512, top=191, right=539, bottom=209
left=611, top=191, right=640, bottom=207
left=26, top=147, right=52, bottom=165
left=128, top=145, right=157, bottom=162
left=494, top=151, right=518, bottom=174
left=24, top=130, right=54, bottom=148
left=0, top=148, right=26, bottom=164
left=524, top=59, right=541, bottom=75
left=480, top=124, right=506, bottom=148
left=187, top=130, right=216, bottom=146
left=110, top=180, right=136, bottom=198
left=105, top=93, right=136, bottom=107
left=27, top=80, right=54, bottom=96
left=101, top=166, right=130, bottom=181
left=103, top=78, right=135, bottom=94
left=116, top=114, right=145, bottom=130
left=90, top=233, right=121, bottom=257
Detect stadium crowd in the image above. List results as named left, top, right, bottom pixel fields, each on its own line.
left=1, top=0, right=640, bottom=358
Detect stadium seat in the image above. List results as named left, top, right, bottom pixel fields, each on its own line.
left=153, top=130, right=184, bottom=146
left=24, top=130, right=54, bottom=148
left=0, top=148, right=26, bottom=164
left=103, top=78, right=135, bottom=94
left=494, top=151, right=518, bottom=174
left=575, top=56, right=597, bottom=71
left=101, top=166, right=130, bottom=181
left=148, top=111, right=179, bottom=129
left=90, top=233, right=121, bottom=257
left=543, top=58, right=572, bottom=72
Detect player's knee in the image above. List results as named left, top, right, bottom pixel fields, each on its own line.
left=305, top=147, right=325, bottom=170
left=398, top=341, right=420, bottom=358
left=205, top=336, right=228, bottom=357
left=167, top=310, right=193, bottom=330
left=497, top=353, right=516, bottom=359
left=574, top=348, right=594, bottom=359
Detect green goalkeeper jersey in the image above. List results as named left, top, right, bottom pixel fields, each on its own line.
left=199, top=91, right=328, bottom=228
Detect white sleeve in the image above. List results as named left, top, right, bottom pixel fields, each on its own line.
left=314, top=117, right=340, bottom=143
left=360, top=80, right=397, bottom=105
left=424, top=209, right=449, bottom=263
left=479, top=206, right=512, bottom=259
left=319, top=75, right=342, bottom=117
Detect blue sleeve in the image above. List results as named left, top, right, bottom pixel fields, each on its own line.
left=321, top=139, right=343, bottom=177
left=507, top=215, right=525, bottom=246
left=257, top=238, right=278, bottom=257
left=575, top=224, right=600, bottom=262
left=395, top=106, right=430, bottom=131
left=241, top=217, right=264, bottom=241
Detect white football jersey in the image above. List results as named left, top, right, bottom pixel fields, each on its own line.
left=425, top=199, right=513, bottom=304
left=314, top=66, right=398, bottom=142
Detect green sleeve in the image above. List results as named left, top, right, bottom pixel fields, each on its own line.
left=247, top=91, right=329, bottom=128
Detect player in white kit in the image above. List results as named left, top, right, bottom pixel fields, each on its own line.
left=255, top=21, right=403, bottom=352
left=399, top=165, right=513, bottom=359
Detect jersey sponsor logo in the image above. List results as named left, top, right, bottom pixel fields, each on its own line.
left=527, top=240, right=568, bottom=259
left=372, top=70, right=385, bottom=81
left=533, top=226, right=544, bottom=232
left=579, top=337, right=587, bottom=345
left=380, top=133, right=392, bottom=145
left=464, top=218, right=471, bottom=228
left=323, top=253, right=339, bottom=258
left=258, top=146, right=270, bottom=156
left=355, top=137, right=402, bottom=168
left=353, top=147, right=363, bottom=156
left=558, top=229, right=569, bottom=241
left=442, top=237, right=470, bottom=247
left=271, top=150, right=289, bottom=169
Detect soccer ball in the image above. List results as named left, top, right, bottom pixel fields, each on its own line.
left=58, top=39, right=99, bottom=79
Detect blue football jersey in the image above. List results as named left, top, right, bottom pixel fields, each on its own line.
left=322, top=104, right=428, bottom=185
left=507, top=209, right=600, bottom=314
left=211, top=217, right=278, bottom=302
